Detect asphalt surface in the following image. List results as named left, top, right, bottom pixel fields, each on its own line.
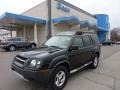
left=0, top=45, right=120, bottom=90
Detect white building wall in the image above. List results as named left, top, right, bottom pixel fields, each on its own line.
left=22, top=0, right=96, bottom=25
left=0, top=30, right=16, bottom=40
left=51, top=0, right=96, bottom=24
left=22, top=1, right=48, bottom=20
left=20, top=0, right=97, bottom=45
left=51, top=0, right=96, bottom=35
left=17, top=25, right=47, bottom=46
left=37, top=25, right=47, bottom=45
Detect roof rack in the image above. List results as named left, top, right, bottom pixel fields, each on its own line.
left=75, top=31, right=95, bottom=35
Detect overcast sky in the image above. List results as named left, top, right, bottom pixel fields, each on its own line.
left=0, top=0, right=119, bottom=29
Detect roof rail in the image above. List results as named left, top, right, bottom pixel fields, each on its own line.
left=76, top=31, right=94, bottom=35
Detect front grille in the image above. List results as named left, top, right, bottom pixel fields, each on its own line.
left=14, top=55, right=28, bottom=68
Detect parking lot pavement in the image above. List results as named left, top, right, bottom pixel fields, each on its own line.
left=64, top=48, right=120, bottom=90
left=100, top=45, right=120, bottom=60
left=116, top=80, right=120, bottom=90
left=0, top=45, right=120, bottom=90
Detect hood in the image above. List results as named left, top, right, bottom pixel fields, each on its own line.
left=18, top=47, right=63, bottom=58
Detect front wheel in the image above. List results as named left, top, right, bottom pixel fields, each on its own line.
left=49, top=66, right=69, bottom=90
left=90, top=55, right=99, bottom=69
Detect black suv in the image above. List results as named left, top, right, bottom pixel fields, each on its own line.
left=11, top=31, right=101, bottom=90
left=0, top=37, right=36, bottom=51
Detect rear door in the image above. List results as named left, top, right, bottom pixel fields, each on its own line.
left=68, top=36, right=84, bottom=69
left=82, top=35, right=94, bottom=63
left=20, top=38, right=30, bottom=47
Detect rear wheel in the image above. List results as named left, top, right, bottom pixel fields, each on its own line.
left=49, top=65, right=69, bottom=90
left=9, top=45, right=16, bottom=51
left=90, top=54, right=99, bottom=69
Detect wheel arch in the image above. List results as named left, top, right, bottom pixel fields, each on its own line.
left=54, top=61, right=70, bottom=72
left=30, top=43, right=36, bottom=46
left=49, top=56, right=70, bottom=73
left=8, top=44, right=16, bottom=48
left=95, top=52, right=100, bottom=58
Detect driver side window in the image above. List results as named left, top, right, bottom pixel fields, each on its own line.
left=72, top=37, right=84, bottom=48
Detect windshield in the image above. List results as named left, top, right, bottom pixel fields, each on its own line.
left=44, top=36, right=72, bottom=49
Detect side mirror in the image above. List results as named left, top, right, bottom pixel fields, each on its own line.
left=69, top=46, right=79, bottom=51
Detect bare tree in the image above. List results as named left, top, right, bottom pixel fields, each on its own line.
left=111, top=27, right=120, bottom=41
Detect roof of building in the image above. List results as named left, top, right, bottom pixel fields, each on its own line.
left=0, top=12, right=46, bottom=24
left=0, top=12, right=46, bottom=30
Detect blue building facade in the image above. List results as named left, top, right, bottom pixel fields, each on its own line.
left=95, top=14, right=110, bottom=43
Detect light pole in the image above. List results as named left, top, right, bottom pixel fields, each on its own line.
left=47, top=0, right=52, bottom=39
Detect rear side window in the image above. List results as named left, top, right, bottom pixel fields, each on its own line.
left=20, top=38, right=27, bottom=41
left=8, top=38, right=20, bottom=41
left=82, top=36, right=92, bottom=47
left=72, top=37, right=84, bottom=48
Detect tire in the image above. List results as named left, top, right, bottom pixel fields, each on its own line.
left=90, top=54, right=99, bottom=69
left=30, top=44, right=36, bottom=48
left=9, top=45, right=16, bottom=52
left=49, top=65, right=69, bottom=90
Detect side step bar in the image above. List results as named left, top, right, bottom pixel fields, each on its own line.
left=70, top=61, right=92, bottom=74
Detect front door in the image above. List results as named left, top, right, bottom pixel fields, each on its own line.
left=68, top=36, right=84, bottom=69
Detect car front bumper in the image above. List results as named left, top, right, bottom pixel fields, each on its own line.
left=11, top=64, right=55, bottom=83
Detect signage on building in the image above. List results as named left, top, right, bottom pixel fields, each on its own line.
left=57, top=3, right=70, bottom=13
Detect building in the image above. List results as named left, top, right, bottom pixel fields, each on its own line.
left=0, top=29, right=16, bottom=40
left=0, top=30, right=10, bottom=40
left=0, top=0, right=110, bottom=46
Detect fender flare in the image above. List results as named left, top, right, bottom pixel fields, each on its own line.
left=48, top=55, right=70, bottom=69
left=8, top=44, right=16, bottom=48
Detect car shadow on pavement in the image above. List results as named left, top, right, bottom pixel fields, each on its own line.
left=69, top=66, right=94, bottom=80
left=28, top=81, right=47, bottom=90
left=15, top=79, right=49, bottom=90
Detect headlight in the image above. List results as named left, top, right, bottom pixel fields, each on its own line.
left=29, top=59, right=41, bottom=68
left=30, top=59, right=37, bottom=67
